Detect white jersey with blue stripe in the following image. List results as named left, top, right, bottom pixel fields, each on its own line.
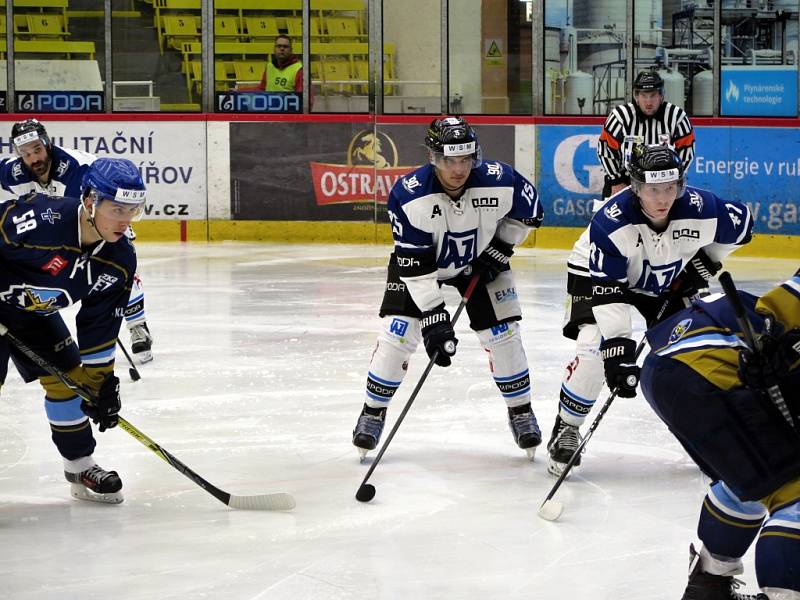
left=0, top=145, right=96, bottom=200
left=589, top=185, right=753, bottom=339
left=388, top=161, right=543, bottom=312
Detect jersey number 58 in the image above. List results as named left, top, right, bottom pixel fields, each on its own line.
left=12, top=209, right=37, bottom=235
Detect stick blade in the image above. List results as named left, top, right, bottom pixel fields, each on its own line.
left=537, top=499, right=564, bottom=522
left=228, top=492, right=296, bottom=511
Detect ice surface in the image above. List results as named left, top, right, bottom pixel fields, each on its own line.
left=1, top=243, right=792, bottom=600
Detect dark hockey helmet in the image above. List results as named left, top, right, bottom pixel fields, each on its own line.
left=425, top=116, right=482, bottom=167
left=11, top=118, right=52, bottom=154
left=628, top=143, right=686, bottom=198
left=81, top=158, right=147, bottom=221
left=633, top=70, right=664, bottom=95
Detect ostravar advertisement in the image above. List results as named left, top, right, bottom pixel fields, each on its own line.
left=229, top=122, right=516, bottom=221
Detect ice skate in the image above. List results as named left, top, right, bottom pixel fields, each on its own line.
left=507, top=404, right=541, bottom=460
left=547, top=415, right=582, bottom=477
left=130, top=322, right=153, bottom=364
left=681, top=544, right=767, bottom=600
left=65, top=464, right=124, bottom=504
left=352, top=404, right=386, bottom=461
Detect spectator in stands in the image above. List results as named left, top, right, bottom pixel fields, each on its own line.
left=240, top=34, right=303, bottom=93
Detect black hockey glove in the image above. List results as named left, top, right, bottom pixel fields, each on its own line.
left=738, top=316, right=800, bottom=390
left=674, top=250, right=722, bottom=304
left=420, top=304, right=458, bottom=367
left=80, top=374, right=121, bottom=432
left=471, top=236, right=514, bottom=283
left=600, top=337, right=640, bottom=398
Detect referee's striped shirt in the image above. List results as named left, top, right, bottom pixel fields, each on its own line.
left=597, top=101, right=695, bottom=186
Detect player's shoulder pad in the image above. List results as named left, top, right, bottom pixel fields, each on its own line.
left=591, top=188, right=640, bottom=232
left=1, top=193, right=78, bottom=237
left=52, top=145, right=96, bottom=169
left=391, top=164, right=436, bottom=203
left=672, top=186, right=723, bottom=219
left=22, top=191, right=80, bottom=211
left=472, top=160, right=514, bottom=186
left=0, top=156, right=33, bottom=184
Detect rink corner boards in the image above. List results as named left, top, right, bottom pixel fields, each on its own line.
left=131, top=220, right=798, bottom=258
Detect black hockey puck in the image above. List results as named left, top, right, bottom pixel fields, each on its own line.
left=355, top=483, right=376, bottom=503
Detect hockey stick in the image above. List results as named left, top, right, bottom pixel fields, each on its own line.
left=718, top=271, right=795, bottom=429
left=0, top=323, right=295, bottom=511
left=116, top=340, right=142, bottom=382
left=538, top=293, right=674, bottom=522
left=355, top=274, right=480, bottom=503
left=537, top=336, right=649, bottom=521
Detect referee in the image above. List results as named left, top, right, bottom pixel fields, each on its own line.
left=597, top=70, right=696, bottom=199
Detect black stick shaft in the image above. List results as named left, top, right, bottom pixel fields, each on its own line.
left=539, top=292, right=673, bottom=510
left=718, top=271, right=794, bottom=429
left=540, top=337, right=647, bottom=507
left=117, top=339, right=142, bottom=380
left=357, top=275, right=480, bottom=492
left=0, top=323, right=237, bottom=507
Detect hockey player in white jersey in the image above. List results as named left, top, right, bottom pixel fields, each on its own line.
left=0, top=119, right=155, bottom=363
left=351, top=117, right=545, bottom=460
left=546, top=143, right=753, bottom=477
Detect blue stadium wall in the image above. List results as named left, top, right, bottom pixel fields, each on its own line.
left=0, top=114, right=795, bottom=258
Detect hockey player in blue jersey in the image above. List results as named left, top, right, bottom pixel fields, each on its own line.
left=351, top=117, right=545, bottom=460
left=0, top=158, right=147, bottom=503
left=640, top=269, right=800, bottom=600
left=546, top=143, right=753, bottom=476
left=0, top=119, right=155, bottom=363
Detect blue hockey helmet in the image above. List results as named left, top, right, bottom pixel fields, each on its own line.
left=11, top=118, right=52, bottom=153
left=425, top=116, right=482, bottom=168
left=81, top=158, right=147, bottom=220
left=628, top=143, right=686, bottom=198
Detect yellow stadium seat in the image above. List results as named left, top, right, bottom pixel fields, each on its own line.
left=320, top=59, right=353, bottom=94
left=324, top=16, right=361, bottom=41
left=284, top=16, right=321, bottom=39
left=354, top=58, right=396, bottom=96
left=187, top=59, right=233, bottom=101
left=163, top=14, right=199, bottom=51
left=24, top=14, right=68, bottom=39
left=214, top=15, right=240, bottom=41
left=244, top=16, right=278, bottom=41
left=233, top=60, right=263, bottom=84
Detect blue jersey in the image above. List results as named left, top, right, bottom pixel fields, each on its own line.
left=589, top=185, right=752, bottom=338
left=646, top=268, right=800, bottom=390
left=0, top=193, right=135, bottom=367
left=387, top=161, right=543, bottom=311
left=0, top=145, right=95, bottom=200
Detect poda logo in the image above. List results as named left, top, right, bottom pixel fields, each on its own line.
left=310, top=130, right=414, bottom=206
left=216, top=92, right=300, bottom=113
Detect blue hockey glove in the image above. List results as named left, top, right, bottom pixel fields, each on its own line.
left=80, top=374, right=121, bottom=432
left=471, top=236, right=513, bottom=283
left=420, top=304, right=458, bottom=367
left=600, top=337, right=640, bottom=398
